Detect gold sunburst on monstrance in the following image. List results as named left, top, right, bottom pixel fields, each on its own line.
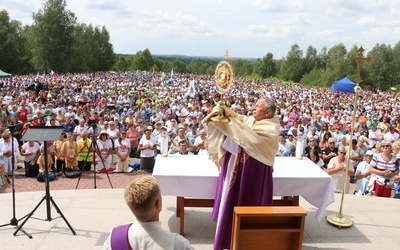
left=211, top=49, right=235, bottom=122
left=214, top=50, right=234, bottom=94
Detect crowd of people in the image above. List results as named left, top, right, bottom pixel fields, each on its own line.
left=0, top=70, right=399, bottom=198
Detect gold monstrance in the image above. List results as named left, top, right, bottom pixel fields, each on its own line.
left=215, top=49, right=234, bottom=94
left=211, top=49, right=235, bottom=122
left=326, top=46, right=371, bottom=229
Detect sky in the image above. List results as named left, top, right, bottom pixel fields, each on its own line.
left=2, top=0, right=400, bottom=59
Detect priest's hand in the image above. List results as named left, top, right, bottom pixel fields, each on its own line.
left=209, top=104, right=230, bottom=122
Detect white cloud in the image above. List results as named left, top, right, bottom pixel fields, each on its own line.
left=355, top=17, right=376, bottom=26
left=85, top=0, right=124, bottom=10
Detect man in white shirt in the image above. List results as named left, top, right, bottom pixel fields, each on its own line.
left=73, top=119, right=89, bottom=141
left=65, top=106, right=76, bottom=120
left=368, top=124, right=381, bottom=149
left=193, top=129, right=207, bottom=153
left=383, top=125, right=399, bottom=144
left=106, top=123, right=119, bottom=141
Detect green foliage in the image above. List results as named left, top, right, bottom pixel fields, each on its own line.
left=0, top=1, right=114, bottom=74
left=232, top=59, right=253, bottom=77
left=30, top=0, right=77, bottom=73
left=279, top=44, right=305, bottom=82
left=392, top=42, right=400, bottom=85
left=96, top=26, right=116, bottom=71
left=130, top=49, right=154, bottom=71
left=0, top=10, right=32, bottom=74
left=364, top=44, right=394, bottom=90
left=114, top=55, right=131, bottom=71
left=300, top=68, right=326, bottom=87
left=171, top=59, right=187, bottom=73
left=262, top=53, right=278, bottom=78
left=303, top=45, right=318, bottom=73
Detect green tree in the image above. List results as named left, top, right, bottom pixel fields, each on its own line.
left=232, top=59, right=252, bottom=77
left=392, top=42, right=400, bottom=86
left=131, top=49, right=154, bottom=71
left=303, top=45, right=318, bottom=73
left=0, top=10, right=32, bottom=74
left=131, top=54, right=149, bottom=71
left=205, top=64, right=216, bottom=75
left=114, top=55, right=131, bottom=71
left=187, top=58, right=212, bottom=74
left=262, top=52, right=277, bottom=78
left=96, top=26, right=115, bottom=71
left=152, top=56, right=163, bottom=73
left=70, top=23, right=93, bottom=72
left=316, top=46, right=328, bottom=69
left=171, top=59, right=187, bottom=73
left=141, top=49, right=154, bottom=68
left=365, top=44, right=393, bottom=90
left=279, top=44, right=304, bottom=82
left=69, top=23, right=114, bottom=72
left=30, top=0, right=77, bottom=73
left=252, top=59, right=264, bottom=78
left=322, top=43, right=352, bottom=86
left=300, top=68, right=326, bottom=87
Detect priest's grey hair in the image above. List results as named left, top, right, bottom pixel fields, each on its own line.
left=261, top=97, right=276, bottom=115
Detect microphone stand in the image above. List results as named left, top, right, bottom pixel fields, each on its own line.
left=13, top=126, right=76, bottom=237
left=0, top=125, right=31, bottom=238
left=75, top=124, right=113, bottom=189
left=0, top=111, right=56, bottom=238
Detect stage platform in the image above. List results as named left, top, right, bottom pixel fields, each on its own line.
left=1, top=189, right=400, bottom=249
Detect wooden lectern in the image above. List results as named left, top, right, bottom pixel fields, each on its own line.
left=231, top=206, right=306, bottom=250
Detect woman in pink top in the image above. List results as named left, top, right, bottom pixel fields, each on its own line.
left=126, top=125, right=140, bottom=158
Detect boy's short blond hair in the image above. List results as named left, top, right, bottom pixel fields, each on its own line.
left=124, top=176, right=161, bottom=221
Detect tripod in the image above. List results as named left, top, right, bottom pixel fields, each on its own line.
left=75, top=127, right=113, bottom=189
left=0, top=130, right=31, bottom=238
left=14, top=127, right=76, bottom=237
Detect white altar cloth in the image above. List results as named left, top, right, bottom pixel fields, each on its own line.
left=153, top=155, right=334, bottom=221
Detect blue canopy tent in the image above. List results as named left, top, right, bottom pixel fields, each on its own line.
left=330, top=77, right=356, bottom=93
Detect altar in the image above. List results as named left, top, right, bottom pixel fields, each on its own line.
left=153, top=155, right=334, bottom=235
